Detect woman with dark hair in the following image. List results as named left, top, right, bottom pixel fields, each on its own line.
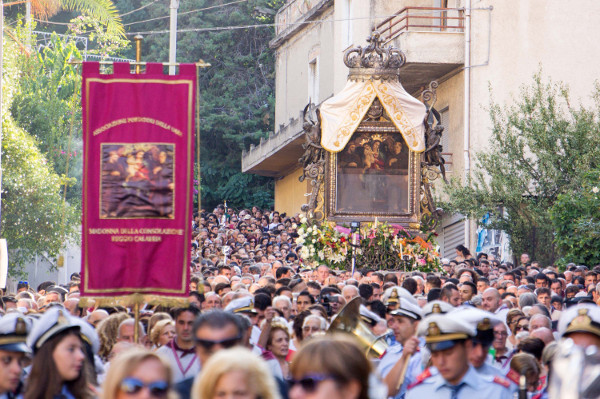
left=508, top=353, right=541, bottom=393
left=263, top=321, right=291, bottom=380
left=455, top=245, right=472, bottom=262
left=25, top=308, right=94, bottom=399
left=506, top=309, right=525, bottom=350
left=289, top=334, right=371, bottom=399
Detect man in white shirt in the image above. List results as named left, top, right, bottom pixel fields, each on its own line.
left=156, top=306, right=201, bottom=383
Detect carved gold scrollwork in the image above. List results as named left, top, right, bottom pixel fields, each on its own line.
left=299, top=103, right=326, bottom=222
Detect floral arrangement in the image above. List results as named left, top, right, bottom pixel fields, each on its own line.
left=296, top=216, right=441, bottom=272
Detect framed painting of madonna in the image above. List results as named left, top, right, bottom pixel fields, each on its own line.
left=325, top=115, right=421, bottom=225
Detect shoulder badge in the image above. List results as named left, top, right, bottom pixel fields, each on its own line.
left=407, top=368, right=432, bottom=389
left=506, top=369, right=520, bottom=385
left=492, top=376, right=511, bottom=388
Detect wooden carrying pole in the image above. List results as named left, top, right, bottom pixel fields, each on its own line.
left=133, top=34, right=143, bottom=344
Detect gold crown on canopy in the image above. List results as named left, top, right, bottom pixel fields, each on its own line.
left=343, top=31, right=406, bottom=80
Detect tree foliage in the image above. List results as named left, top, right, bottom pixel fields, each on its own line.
left=441, top=73, right=600, bottom=264
left=29, top=0, right=124, bottom=37
left=10, top=32, right=84, bottom=207
left=550, top=169, right=600, bottom=266
left=2, top=38, right=79, bottom=275
left=115, top=0, right=282, bottom=210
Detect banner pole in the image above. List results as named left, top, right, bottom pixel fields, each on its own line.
left=133, top=34, right=143, bottom=344
left=196, top=64, right=201, bottom=216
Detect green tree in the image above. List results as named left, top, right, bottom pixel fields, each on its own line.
left=10, top=32, right=84, bottom=207
left=116, top=0, right=282, bottom=210
left=2, top=38, right=79, bottom=276
left=550, top=169, right=600, bottom=266
left=441, top=73, right=600, bottom=264
left=28, top=0, right=124, bottom=37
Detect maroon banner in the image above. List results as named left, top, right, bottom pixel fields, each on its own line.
left=81, top=62, right=195, bottom=297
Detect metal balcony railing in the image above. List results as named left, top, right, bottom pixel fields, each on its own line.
left=375, top=7, right=465, bottom=44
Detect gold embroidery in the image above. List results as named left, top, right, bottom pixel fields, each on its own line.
left=375, top=82, right=424, bottom=152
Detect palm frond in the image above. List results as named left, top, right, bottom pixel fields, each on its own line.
left=59, top=0, right=124, bottom=37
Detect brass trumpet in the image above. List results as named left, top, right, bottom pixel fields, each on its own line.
left=327, top=297, right=389, bottom=358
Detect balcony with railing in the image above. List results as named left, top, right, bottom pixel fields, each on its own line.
left=374, top=7, right=465, bottom=94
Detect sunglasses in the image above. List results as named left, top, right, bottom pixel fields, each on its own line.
left=194, top=335, right=242, bottom=350
left=287, top=374, right=335, bottom=392
left=120, top=377, right=169, bottom=397
left=516, top=325, right=529, bottom=331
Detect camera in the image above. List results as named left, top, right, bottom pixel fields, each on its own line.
left=320, top=294, right=336, bottom=316
left=350, top=221, right=360, bottom=232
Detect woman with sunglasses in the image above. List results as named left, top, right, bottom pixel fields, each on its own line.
left=102, top=348, right=177, bottom=399
left=505, top=309, right=525, bottom=350
left=192, top=347, right=280, bottom=399
left=513, top=316, right=531, bottom=346
left=289, top=334, right=371, bottom=399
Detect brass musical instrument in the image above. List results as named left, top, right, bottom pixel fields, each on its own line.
left=327, top=297, right=389, bottom=358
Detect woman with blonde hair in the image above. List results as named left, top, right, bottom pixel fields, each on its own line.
left=97, top=312, right=130, bottom=361
left=192, top=347, right=280, bottom=399
left=147, top=312, right=172, bottom=340
left=101, top=347, right=178, bottom=399
left=150, top=319, right=175, bottom=349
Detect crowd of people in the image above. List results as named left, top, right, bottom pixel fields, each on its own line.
left=1, top=205, right=600, bottom=399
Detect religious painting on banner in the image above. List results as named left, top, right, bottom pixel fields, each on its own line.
left=81, top=62, right=196, bottom=298
left=336, top=131, right=410, bottom=214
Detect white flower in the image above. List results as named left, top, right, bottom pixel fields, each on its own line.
left=312, top=239, right=316, bottom=244
left=298, top=227, right=305, bottom=235
left=593, top=186, right=599, bottom=194
left=300, top=216, right=308, bottom=224
left=296, top=237, right=305, bottom=245
left=307, top=226, right=313, bottom=233
left=313, top=230, right=318, bottom=236
left=300, top=247, right=310, bottom=258
left=292, top=223, right=297, bottom=229
left=318, top=251, right=324, bottom=260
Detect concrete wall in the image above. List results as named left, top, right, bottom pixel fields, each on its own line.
left=274, top=9, right=335, bottom=127
left=274, top=168, right=310, bottom=216
left=469, top=0, right=600, bottom=155
left=4, top=243, right=81, bottom=294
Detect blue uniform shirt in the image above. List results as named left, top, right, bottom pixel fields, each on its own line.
left=406, top=365, right=513, bottom=399
left=378, top=341, right=424, bottom=399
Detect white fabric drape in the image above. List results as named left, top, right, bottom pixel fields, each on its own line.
left=320, top=79, right=426, bottom=153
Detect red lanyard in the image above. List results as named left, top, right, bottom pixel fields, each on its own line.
left=170, top=340, right=197, bottom=376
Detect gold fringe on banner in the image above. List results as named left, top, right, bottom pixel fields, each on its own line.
left=80, top=294, right=191, bottom=309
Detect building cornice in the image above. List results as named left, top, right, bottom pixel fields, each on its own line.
left=270, top=0, right=334, bottom=49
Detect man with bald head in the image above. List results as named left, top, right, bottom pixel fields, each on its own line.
left=87, top=309, right=109, bottom=328
left=530, top=327, right=555, bottom=345
left=482, top=288, right=509, bottom=321
left=64, top=298, right=80, bottom=316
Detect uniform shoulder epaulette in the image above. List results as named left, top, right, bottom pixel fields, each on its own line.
left=506, top=369, right=520, bottom=385
left=407, top=368, right=432, bottom=389
left=492, top=375, right=511, bottom=388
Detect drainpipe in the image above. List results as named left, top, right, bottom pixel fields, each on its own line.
left=464, top=0, right=471, bottom=248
